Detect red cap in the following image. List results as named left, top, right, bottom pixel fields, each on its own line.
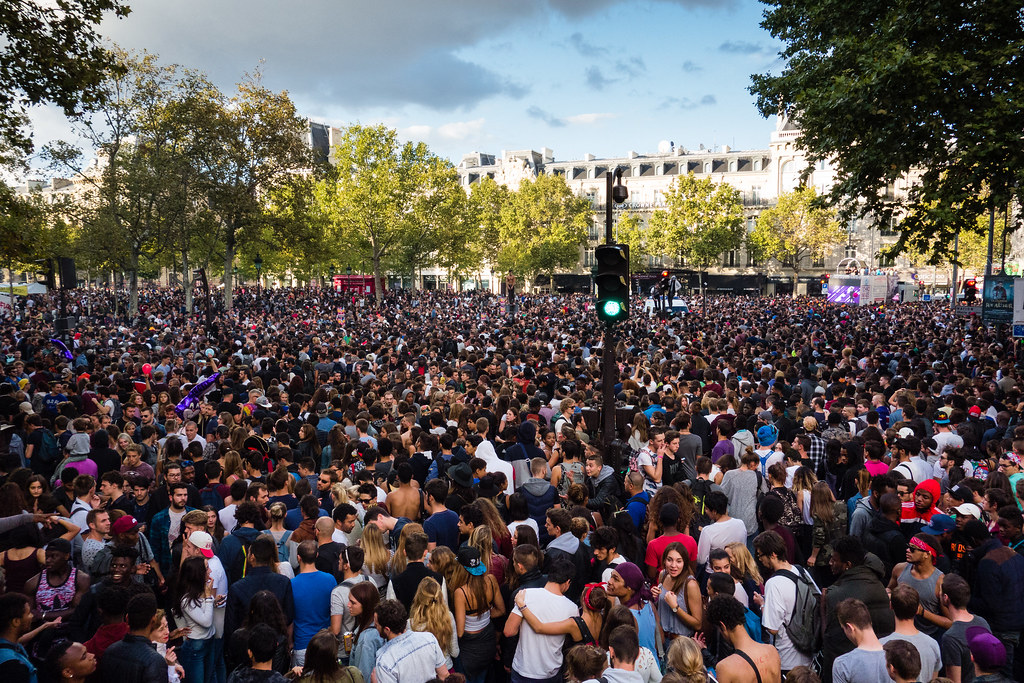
left=969, top=406, right=982, bottom=417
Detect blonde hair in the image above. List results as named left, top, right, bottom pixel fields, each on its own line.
left=725, top=541, right=763, bottom=585
left=810, top=480, right=837, bottom=526
left=359, top=522, right=391, bottom=576
left=666, top=637, right=707, bottom=683
left=331, top=482, right=350, bottom=507
left=469, top=525, right=493, bottom=571
left=409, top=577, right=452, bottom=653
left=390, top=522, right=424, bottom=576
left=222, top=451, right=244, bottom=481
left=631, top=412, right=649, bottom=443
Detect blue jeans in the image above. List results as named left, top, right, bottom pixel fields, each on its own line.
left=211, top=637, right=226, bottom=683
left=179, top=637, right=215, bottom=683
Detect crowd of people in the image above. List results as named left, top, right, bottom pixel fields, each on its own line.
left=0, top=283, right=1019, bottom=683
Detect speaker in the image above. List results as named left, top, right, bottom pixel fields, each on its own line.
left=58, top=258, right=77, bottom=289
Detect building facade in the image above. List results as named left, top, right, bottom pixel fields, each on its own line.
left=455, top=116, right=935, bottom=296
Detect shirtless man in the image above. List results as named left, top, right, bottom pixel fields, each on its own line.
left=706, top=594, right=781, bottom=683
left=385, top=462, right=422, bottom=522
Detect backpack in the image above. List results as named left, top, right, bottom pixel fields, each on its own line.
left=228, top=536, right=257, bottom=584
left=108, top=397, right=123, bottom=423
left=691, top=478, right=714, bottom=531
left=777, top=566, right=822, bottom=655
left=39, top=429, right=61, bottom=463
left=744, top=605, right=765, bottom=643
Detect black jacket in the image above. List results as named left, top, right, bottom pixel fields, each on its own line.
left=586, top=465, right=620, bottom=520
left=225, top=566, right=294, bottom=638
left=821, top=560, right=895, bottom=683
left=97, top=634, right=168, bottom=683
left=861, top=515, right=907, bottom=583
left=392, top=562, right=443, bottom=612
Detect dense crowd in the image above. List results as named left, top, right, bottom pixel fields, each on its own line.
left=0, top=283, right=1019, bottom=683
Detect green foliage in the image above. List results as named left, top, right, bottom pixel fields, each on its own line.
left=613, top=213, right=648, bottom=273
left=495, top=173, right=590, bottom=280
left=748, top=186, right=845, bottom=273
left=750, top=0, right=1024, bottom=254
left=647, top=172, right=744, bottom=273
left=0, top=0, right=130, bottom=157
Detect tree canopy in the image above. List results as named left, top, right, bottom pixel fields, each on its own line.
left=748, top=186, right=845, bottom=275
left=750, top=0, right=1024, bottom=255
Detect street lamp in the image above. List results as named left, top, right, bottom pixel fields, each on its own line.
left=253, top=254, right=263, bottom=303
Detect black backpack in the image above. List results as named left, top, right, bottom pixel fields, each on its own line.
left=228, top=536, right=256, bottom=584
left=691, top=478, right=714, bottom=530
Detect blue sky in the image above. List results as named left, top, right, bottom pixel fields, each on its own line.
left=29, top=0, right=784, bottom=171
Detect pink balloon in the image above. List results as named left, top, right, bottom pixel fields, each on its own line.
left=142, top=363, right=152, bottom=376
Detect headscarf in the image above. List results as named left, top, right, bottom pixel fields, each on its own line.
left=612, top=562, right=652, bottom=609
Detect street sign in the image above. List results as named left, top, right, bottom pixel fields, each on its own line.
left=922, top=294, right=931, bottom=302
left=956, top=305, right=983, bottom=317
left=1014, top=324, right=1024, bottom=338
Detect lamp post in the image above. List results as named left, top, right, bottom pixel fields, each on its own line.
left=253, top=254, right=263, bottom=305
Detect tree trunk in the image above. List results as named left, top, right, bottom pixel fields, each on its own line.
left=372, top=247, right=383, bottom=303
left=183, top=250, right=192, bottom=314
left=129, top=248, right=140, bottom=317
left=223, top=220, right=235, bottom=310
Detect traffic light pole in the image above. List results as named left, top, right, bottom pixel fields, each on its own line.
left=602, top=169, right=617, bottom=446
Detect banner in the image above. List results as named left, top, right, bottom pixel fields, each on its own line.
left=983, top=276, right=1015, bottom=323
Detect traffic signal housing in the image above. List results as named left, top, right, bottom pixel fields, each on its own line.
left=964, top=278, right=978, bottom=303
left=595, top=243, right=630, bottom=324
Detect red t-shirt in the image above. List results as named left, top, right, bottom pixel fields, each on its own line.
left=645, top=532, right=698, bottom=571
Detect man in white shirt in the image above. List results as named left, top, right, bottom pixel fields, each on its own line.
left=756, top=530, right=817, bottom=673
left=505, top=557, right=580, bottom=682
left=696, top=492, right=749, bottom=567
left=372, top=599, right=447, bottom=683
left=931, top=412, right=963, bottom=464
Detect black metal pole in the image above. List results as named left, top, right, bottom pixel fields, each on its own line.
left=602, top=169, right=617, bottom=446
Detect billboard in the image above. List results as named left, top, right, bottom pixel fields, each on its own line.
left=827, top=285, right=860, bottom=304
left=983, top=276, right=1015, bottom=323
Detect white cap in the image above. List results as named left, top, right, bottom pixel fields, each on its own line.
left=898, top=427, right=916, bottom=438
left=953, top=503, right=982, bottom=520
left=188, top=530, right=215, bottom=558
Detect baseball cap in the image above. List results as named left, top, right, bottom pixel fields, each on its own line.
left=953, top=503, right=982, bottom=520
left=897, top=427, right=916, bottom=438
left=933, top=408, right=951, bottom=425
left=315, top=402, right=328, bottom=417
left=966, top=625, right=1006, bottom=671
left=968, top=405, right=982, bottom=417
left=921, top=514, right=955, bottom=535
left=188, top=530, right=215, bottom=559
left=111, top=515, right=142, bottom=535
left=949, top=485, right=974, bottom=505
left=457, top=547, right=487, bottom=576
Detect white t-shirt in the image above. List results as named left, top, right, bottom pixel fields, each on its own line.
left=636, top=450, right=661, bottom=494
left=600, top=556, right=626, bottom=584
left=208, top=555, right=228, bottom=637
left=512, top=588, right=579, bottom=679
left=762, top=566, right=816, bottom=670
left=755, top=448, right=784, bottom=476
left=696, top=517, right=747, bottom=565
left=330, top=574, right=370, bottom=633
left=219, top=504, right=237, bottom=534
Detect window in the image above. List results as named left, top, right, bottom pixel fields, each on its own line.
left=879, top=216, right=899, bottom=237
left=729, top=160, right=738, bottom=172
left=588, top=222, right=600, bottom=241
left=812, top=255, right=825, bottom=268
left=747, top=216, right=756, bottom=233
left=751, top=187, right=761, bottom=205
left=723, top=250, right=739, bottom=267
left=703, top=162, right=711, bottom=174
left=753, top=159, right=761, bottom=171
left=844, top=245, right=858, bottom=260
left=584, top=248, right=595, bottom=268
left=878, top=252, right=895, bottom=267
left=748, top=250, right=760, bottom=268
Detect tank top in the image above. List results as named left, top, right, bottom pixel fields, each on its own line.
left=460, top=586, right=491, bottom=632
left=657, top=576, right=697, bottom=637
left=36, top=567, right=77, bottom=610
left=897, top=566, right=943, bottom=635
left=2, top=549, right=42, bottom=595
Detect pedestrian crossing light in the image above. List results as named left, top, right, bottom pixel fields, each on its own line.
left=595, top=243, right=630, bottom=324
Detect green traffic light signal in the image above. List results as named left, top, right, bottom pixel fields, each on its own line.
left=595, top=243, right=630, bottom=324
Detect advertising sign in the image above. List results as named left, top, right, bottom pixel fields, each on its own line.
left=983, top=276, right=1015, bottom=323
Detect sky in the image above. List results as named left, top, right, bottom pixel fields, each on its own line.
left=28, top=0, right=785, bottom=174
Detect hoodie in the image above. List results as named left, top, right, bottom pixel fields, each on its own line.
left=522, top=477, right=557, bottom=536
left=215, top=525, right=264, bottom=583
left=509, top=421, right=545, bottom=489
left=900, top=479, right=940, bottom=533
left=731, top=429, right=755, bottom=458
left=587, top=465, right=620, bottom=516
left=476, top=439, right=514, bottom=494
left=849, top=495, right=877, bottom=540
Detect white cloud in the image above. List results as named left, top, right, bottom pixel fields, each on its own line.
left=565, top=113, right=616, bottom=125
left=437, top=119, right=486, bottom=140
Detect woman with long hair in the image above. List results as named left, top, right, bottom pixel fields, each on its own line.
left=653, top=542, right=702, bottom=639
left=629, top=412, right=650, bottom=453
left=221, top=450, right=245, bottom=486
left=724, top=541, right=763, bottom=605
left=808, top=480, right=847, bottom=587
left=511, top=523, right=540, bottom=551
left=348, top=582, right=384, bottom=682
left=604, top=562, right=660, bottom=669
left=469, top=525, right=508, bottom=585
left=474, top=497, right=513, bottom=558
left=410, top=577, right=459, bottom=671
left=428, top=545, right=468, bottom=608
left=297, top=629, right=348, bottom=683
left=297, top=424, right=322, bottom=463
left=173, top=556, right=216, bottom=683
left=203, top=505, right=225, bottom=545
left=389, top=522, right=424, bottom=577
left=23, top=475, right=66, bottom=516
left=358, top=522, right=392, bottom=594
left=514, top=581, right=610, bottom=647
left=611, top=511, right=645, bottom=566
left=322, top=425, right=347, bottom=472
left=598, top=605, right=662, bottom=683
left=228, top=427, right=248, bottom=456
left=665, top=636, right=710, bottom=683
left=792, top=465, right=818, bottom=556
left=453, top=547, right=505, bottom=683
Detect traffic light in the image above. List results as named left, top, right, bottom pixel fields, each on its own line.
left=595, top=243, right=630, bottom=324
left=964, top=278, right=978, bottom=303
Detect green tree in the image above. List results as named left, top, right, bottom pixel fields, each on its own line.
left=416, top=157, right=483, bottom=289
left=495, top=173, right=590, bottom=285
left=0, top=184, right=43, bottom=303
left=206, top=70, right=310, bottom=309
left=0, top=0, right=130, bottom=158
left=469, top=176, right=512, bottom=267
left=312, top=124, right=436, bottom=301
left=613, top=212, right=649, bottom=274
left=749, top=0, right=1024, bottom=255
left=748, top=186, right=845, bottom=281
left=647, top=172, right=744, bottom=297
